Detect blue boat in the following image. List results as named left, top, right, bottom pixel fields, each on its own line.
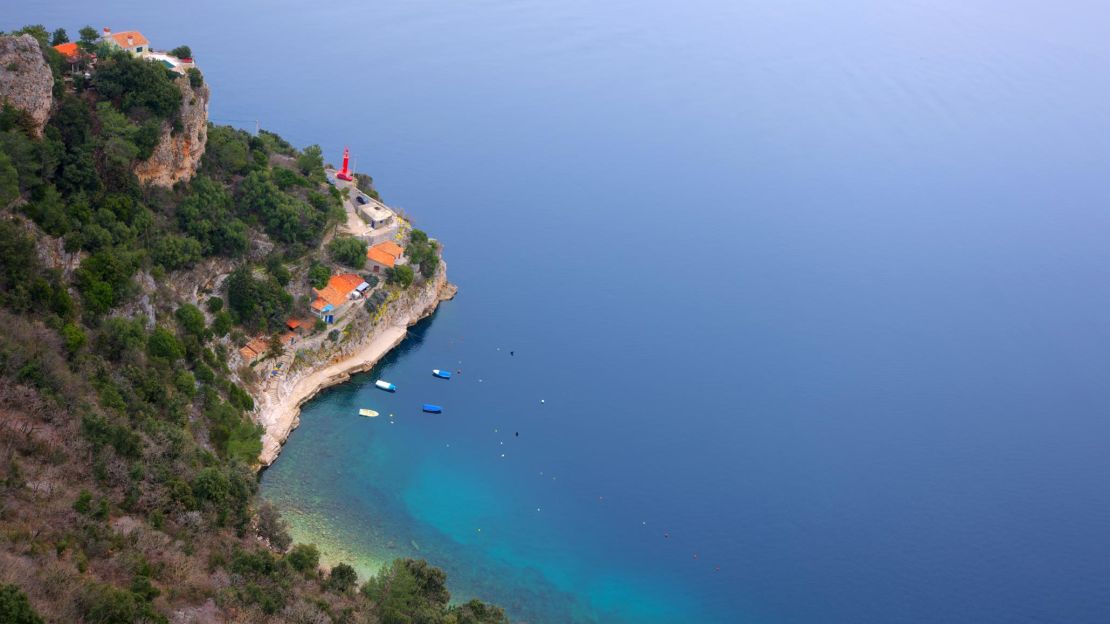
left=422, top=404, right=443, bottom=413
left=432, top=369, right=452, bottom=379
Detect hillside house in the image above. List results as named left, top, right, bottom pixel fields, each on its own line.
left=310, top=273, right=369, bottom=322
left=238, top=336, right=269, bottom=363
left=366, top=241, right=405, bottom=274
left=52, top=42, right=79, bottom=61
left=101, top=28, right=149, bottom=55
left=97, top=28, right=197, bottom=75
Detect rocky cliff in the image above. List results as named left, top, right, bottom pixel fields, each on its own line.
left=133, top=74, right=209, bottom=187
left=254, top=266, right=457, bottom=466
left=0, top=34, right=54, bottom=137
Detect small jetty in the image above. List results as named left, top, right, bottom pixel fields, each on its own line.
left=422, top=404, right=443, bottom=414
left=375, top=380, right=397, bottom=392
left=432, top=369, right=452, bottom=379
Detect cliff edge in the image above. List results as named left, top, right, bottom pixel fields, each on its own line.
left=133, top=73, right=209, bottom=186
left=253, top=264, right=457, bottom=467
left=0, top=34, right=54, bottom=137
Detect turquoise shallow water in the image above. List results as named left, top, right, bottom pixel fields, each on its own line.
left=259, top=316, right=718, bottom=623
left=12, top=0, right=1110, bottom=621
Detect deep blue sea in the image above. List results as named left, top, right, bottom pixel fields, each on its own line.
left=11, top=1, right=1110, bottom=621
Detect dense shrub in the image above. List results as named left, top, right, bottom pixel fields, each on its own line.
left=256, top=500, right=291, bottom=550
left=147, top=326, right=184, bottom=361
left=308, top=263, right=330, bottom=289
left=80, top=412, right=142, bottom=459
left=175, top=304, right=207, bottom=338
left=225, top=266, right=292, bottom=332
left=177, top=177, right=248, bottom=257
left=0, top=584, right=44, bottom=624
left=287, top=544, right=320, bottom=574
left=237, top=170, right=326, bottom=245
left=387, top=265, right=414, bottom=288
left=328, top=236, right=366, bottom=268
left=152, top=234, right=202, bottom=270
left=92, top=50, right=182, bottom=120
left=326, top=563, right=358, bottom=594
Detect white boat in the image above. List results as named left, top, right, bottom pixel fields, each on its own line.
left=359, top=409, right=379, bottom=418
left=375, top=380, right=396, bottom=392
left=432, top=369, right=452, bottom=379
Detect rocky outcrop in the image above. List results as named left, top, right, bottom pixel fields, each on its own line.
left=134, top=74, right=209, bottom=187
left=254, top=265, right=456, bottom=467
left=0, top=34, right=54, bottom=137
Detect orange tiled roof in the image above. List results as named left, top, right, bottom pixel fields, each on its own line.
left=53, top=42, right=79, bottom=59
left=109, top=31, right=149, bottom=49
left=376, top=241, right=403, bottom=258
left=238, top=345, right=259, bottom=361
left=312, top=274, right=365, bottom=308
left=367, top=242, right=403, bottom=269
left=286, top=319, right=302, bottom=329
left=280, top=332, right=297, bottom=345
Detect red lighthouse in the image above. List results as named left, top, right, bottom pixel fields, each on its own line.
left=336, top=147, right=353, bottom=181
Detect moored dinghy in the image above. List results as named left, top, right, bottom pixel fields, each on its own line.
left=358, top=409, right=379, bottom=418
left=432, top=369, right=451, bottom=379
left=422, top=404, right=443, bottom=413
left=375, top=380, right=396, bottom=392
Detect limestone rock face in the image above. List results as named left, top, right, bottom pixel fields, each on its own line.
left=134, top=74, right=209, bottom=187
left=0, top=34, right=54, bottom=137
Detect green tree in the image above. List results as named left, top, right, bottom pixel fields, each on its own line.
left=75, top=250, right=136, bottom=315
left=192, top=466, right=230, bottom=505
left=362, top=559, right=457, bottom=624
left=328, top=236, right=367, bottom=268
left=387, top=265, right=414, bottom=288
left=211, top=311, right=232, bottom=337
left=308, top=263, right=330, bottom=289
left=178, top=177, right=248, bottom=257
left=147, top=326, right=184, bottom=361
left=265, top=255, right=291, bottom=286
left=0, top=583, right=44, bottom=624
left=73, top=490, right=93, bottom=514
left=175, top=303, right=206, bottom=338
left=326, top=563, right=358, bottom=594
left=50, top=28, right=69, bottom=46
left=169, top=45, right=192, bottom=59
left=60, top=322, right=87, bottom=355
left=187, top=67, right=203, bottom=88
left=77, top=26, right=99, bottom=52
left=151, top=234, right=202, bottom=270
left=256, top=500, right=292, bottom=550
left=287, top=544, right=320, bottom=574
left=296, top=144, right=323, bottom=177
left=78, top=583, right=143, bottom=624
left=0, top=151, right=18, bottom=207
left=92, top=50, right=182, bottom=119
left=449, top=599, right=510, bottom=624
left=94, top=317, right=145, bottom=361
left=12, top=25, right=49, bottom=46
left=225, top=266, right=292, bottom=331
left=237, top=170, right=325, bottom=245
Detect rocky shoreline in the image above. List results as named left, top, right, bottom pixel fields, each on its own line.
left=253, top=265, right=457, bottom=468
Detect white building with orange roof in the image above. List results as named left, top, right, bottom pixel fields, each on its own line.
left=310, top=273, right=369, bottom=322
left=100, top=28, right=150, bottom=55
left=366, top=241, right=405, bottom=274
